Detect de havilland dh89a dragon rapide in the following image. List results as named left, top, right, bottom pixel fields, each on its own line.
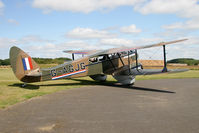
left=9, top=39, right=188, bottom=87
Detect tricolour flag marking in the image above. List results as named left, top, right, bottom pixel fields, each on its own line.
left=28, top=57, right=33, bottom=69
left=25, top=58, right=30, bottom=70
left=22, top=57, right=33, bottom=71
left=22, top=58, right=27, bottom=70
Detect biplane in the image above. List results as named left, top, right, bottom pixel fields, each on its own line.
left=10, top=39, right=188, bottom=86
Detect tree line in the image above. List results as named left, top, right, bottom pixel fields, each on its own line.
left=167, top=58, right=199, bottom=66
left=0, top=57, right=71, bottom=65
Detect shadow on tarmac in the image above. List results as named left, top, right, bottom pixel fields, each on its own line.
left=9, top=78, right=175, bottom=94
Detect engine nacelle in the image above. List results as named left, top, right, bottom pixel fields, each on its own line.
left=113, top=75, right=135, bottom=85
left=90, top=74, right=107, bottom=82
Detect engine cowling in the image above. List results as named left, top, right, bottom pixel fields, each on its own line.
left=112, top=75, right=135, bottom=85
left=90, top=74, right=107, bottom=82
left=112, top=63, right=143, bottom=85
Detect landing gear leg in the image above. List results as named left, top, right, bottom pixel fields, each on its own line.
left=22, top=83, right=27, bottom=88
left=162, top=45, right=168, bottom=72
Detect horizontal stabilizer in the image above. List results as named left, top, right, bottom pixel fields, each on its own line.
left=25, top=68, right=42, bottom=77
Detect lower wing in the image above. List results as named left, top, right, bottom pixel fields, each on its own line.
left=132, top=69, right=189, bottom=75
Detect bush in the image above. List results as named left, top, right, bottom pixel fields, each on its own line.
left=32, top=57, right=71, bottom=64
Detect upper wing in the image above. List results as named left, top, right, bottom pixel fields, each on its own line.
left=89, top=39, right=188, bottom=57
left=63, top=39, right=188, bottom=57
left=63, top=50, right=94, bottom=54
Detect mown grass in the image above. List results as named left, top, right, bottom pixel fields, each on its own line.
left=136, top=70, right=199, bottom=80
left=0, top=68, right=199, bottom=109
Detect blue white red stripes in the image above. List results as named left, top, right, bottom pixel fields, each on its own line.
left=22, top=57, right=33, bottom=71
left=52, top=69, right=86, bottom=80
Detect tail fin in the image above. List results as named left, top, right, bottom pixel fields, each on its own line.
left=9, top=46, right=41, bottom=83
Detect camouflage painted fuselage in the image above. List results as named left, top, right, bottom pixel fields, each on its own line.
left=10, top=46, right=136, bottom=83
left=41, top=54, right=136, bottom=82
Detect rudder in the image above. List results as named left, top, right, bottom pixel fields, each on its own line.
left=9, top=46, right=41, bottom=83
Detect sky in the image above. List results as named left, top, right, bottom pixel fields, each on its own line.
left=0, top=0, right=199, bottom=60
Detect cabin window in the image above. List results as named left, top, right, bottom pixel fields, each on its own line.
left=109, top=54, right=118, bottom=59
left=119, top=50, right=135, bottom=57
left=89, top=55, right=107, bottom=63
left=129, top=50, right=135, bottom=54
left=121, top=51, right=128, bottom=56
left=89, top=57, right=98, bottom=63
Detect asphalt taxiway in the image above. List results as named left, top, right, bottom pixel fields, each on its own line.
left=0, top=78, right=199, bottom=133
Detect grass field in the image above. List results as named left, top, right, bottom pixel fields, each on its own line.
left=0, top=68, right=199, bottom=109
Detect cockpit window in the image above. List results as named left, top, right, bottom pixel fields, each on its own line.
left=98, top=56, right=106, bottom=61
left=89, top=55, right=109, bottom=63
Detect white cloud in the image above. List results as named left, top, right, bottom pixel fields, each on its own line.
left=8, top=19, right=19, bottom=25
left=134, top=0, right=199, bottom=30
left=0, top=38, right=18, bottom=48
left=0, top=35, right=53, bottom=49
left=137, top=37, right=199, bottom=60
left=32, top=0, right=144, bottom=13
left=162, top=22, right=184, bottom=30
left=24, top=43, right=61, bottom=58
left=26, top=43, right=55, bottom=51
left=18, top=35, right=54, bottom=44
left=66, top=27, right=116, bottom=39
left=154, top=30, right=188, bottom=39
left=32, top=0, right=199, bottom=31
left=165, top=38, right=199, bottom=60
left=61, top=40, right=90, bottom=48
left=1, top=35, right=198, bottom=60
left=100, top=38, right=135, bottom=47
left=99, top=37, right=198, bottom=60
left=0, top=35, right=55, bottom=59
left=183, top=36, right=199, bottom=46
left=32, top=0, right=199, bottom=20
left=25, top=40, right=101, bottom=58
left=61, top=40, right=100, bottom=50
left=0, top=38, right=19, bottom=59
left=163, top=19, right=199, bottom=30
left=0, top=0, right=4, bottom=15
left=133, top=38, right=163, bottom=46
left=134, top=0, right=199, bottom=18
left=135, top=0, right=191, bottom=15
left=120, top=24, right=142, bottom=34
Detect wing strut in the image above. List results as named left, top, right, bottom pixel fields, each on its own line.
left=117, top=53, right=125, bottom=66
left=162, top=45, right=168, bottom=72
left=72, top=53, right=75, bottom=61
left=106, top=55, right=116, bottom=70
left=135, top=49, right=139, bottom=70
left=128, top=51, right=131, bottom=74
